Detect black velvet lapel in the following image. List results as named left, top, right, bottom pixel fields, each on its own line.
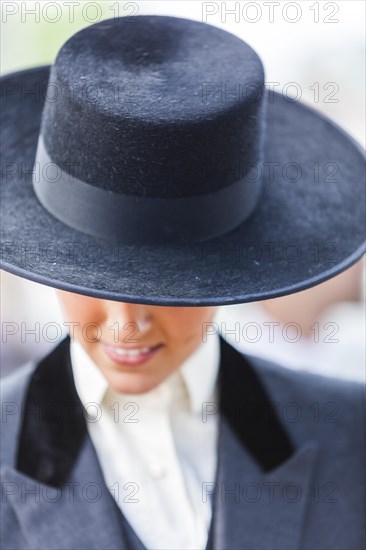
left=16, top=335, right=86, bottom=487
left=16, top=335, right=294, bottom=487
left=218, top=336, right=294, bottom=471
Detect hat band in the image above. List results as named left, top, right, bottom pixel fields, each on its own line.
left=32, top=137, right=263, bottom=244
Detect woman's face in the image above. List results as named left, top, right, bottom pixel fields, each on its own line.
left=55, top=290, right=218, bottom=394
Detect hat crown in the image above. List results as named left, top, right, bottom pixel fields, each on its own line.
left=40, top=16, right=266, bottom=199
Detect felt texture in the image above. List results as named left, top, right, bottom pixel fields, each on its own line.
left=0, top=16, right=365, bottom=305
left=41, top=16, right=265, bottom=198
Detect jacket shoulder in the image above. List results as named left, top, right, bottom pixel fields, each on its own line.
left=243, top=351, right=365, bottom=448
left=1, top=359, right=37, bottom=466
left=1, top=359, right=37, bottom=402
left=246, top=351, right=364, bottom=404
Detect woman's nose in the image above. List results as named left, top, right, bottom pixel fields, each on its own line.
left=105, top=302, right=153, bottom=341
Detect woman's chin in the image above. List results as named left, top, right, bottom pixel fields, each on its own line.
left=105, top=370, right=165, bottom=395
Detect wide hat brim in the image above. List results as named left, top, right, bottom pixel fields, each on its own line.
left=1, top=66, right=365, bottom=306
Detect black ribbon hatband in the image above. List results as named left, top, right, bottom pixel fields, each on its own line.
left=32, top=137, right=263, bottom=244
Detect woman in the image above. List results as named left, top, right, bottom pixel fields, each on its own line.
left=1, top=15, right=365, bottom=550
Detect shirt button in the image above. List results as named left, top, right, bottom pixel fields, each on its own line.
left=148, top=463, right=167, bottom=479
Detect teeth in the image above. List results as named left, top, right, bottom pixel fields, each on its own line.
left=113, top=346, right=151, bottom=356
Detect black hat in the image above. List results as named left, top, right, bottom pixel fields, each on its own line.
left=1, top=16, right=365, bottom=305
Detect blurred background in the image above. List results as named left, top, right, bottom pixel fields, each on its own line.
left=1, top=1, right=365, bottom=380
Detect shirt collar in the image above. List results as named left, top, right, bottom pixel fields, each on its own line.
left=70, top=339, right=109, bottom=408
left=70, top=332, right=220, bottom=415
left=179, top=332, right=220, bottom=413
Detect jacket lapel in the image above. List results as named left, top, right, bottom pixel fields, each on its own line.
left=2, top=336, right=125, bottom=549
left=1, top=440, right=124, bottom=550
left=213, top=418, right=318, bottom=550
left=4, top=335, right=318, bottom=550
left=212, top=338, right=319, bottom=550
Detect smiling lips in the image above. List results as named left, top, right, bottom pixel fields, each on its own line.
left=101, top=342, right=164, bottom=366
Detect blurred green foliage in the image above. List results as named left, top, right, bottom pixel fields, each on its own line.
left=0, top=1, right=123, bottom=74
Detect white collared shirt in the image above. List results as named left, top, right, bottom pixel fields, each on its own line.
left=70, top=334, right=220, bottom=550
